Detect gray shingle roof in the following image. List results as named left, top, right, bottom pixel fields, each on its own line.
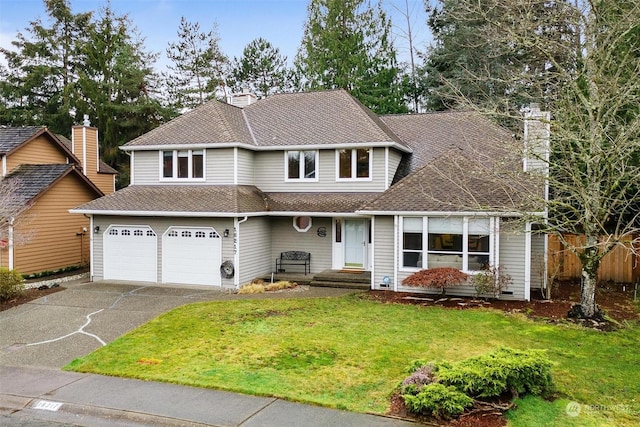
left=72, top=185, right=268, bottom=214
left=0, top=126, right=45, bottom=154
left=1, top=164, right=75, bottom=206
left=359, top=147, right=539, bottom=213
left=380, top=111, right=515, bottom=181
left=244, top=90, right=408, bottom=149
left=124, top=101, right=254, bottom=147
left=71, top=185, right=380, bottom=215
left=264, top=192, right=378, bottom=213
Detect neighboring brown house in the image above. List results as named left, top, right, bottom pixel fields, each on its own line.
left=0, top=119, right=116, bottom=275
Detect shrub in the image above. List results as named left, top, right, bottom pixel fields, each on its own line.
left=403, top=383, right=473, bottom=420
left=399, top=362, right=436, bottom=395
left=0, top=268, right=25, bottom=301
left=238, top=280, right=297, bottom=294
left=470, top=265, right=512, bottom=298
left=436, top=347, right=554, bottom=398
left=401, top=267, right=468, bottom=293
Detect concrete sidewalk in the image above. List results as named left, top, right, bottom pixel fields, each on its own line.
left=0, top=365, right=417, bottom=426
left=0, top=281, right=421, bottom=426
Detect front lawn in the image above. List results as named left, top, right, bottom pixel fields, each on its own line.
left=66, top=293, right=640, bottom=425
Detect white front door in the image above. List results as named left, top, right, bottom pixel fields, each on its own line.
left=344, top=219, right=366, bottom=269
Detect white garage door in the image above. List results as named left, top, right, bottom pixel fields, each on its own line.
left=103, top=225, right=157, bottom=282
left=162, top=227, right=221, bottom=286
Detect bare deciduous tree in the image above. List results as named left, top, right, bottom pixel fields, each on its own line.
left=422, top=0, right=640, bottom=318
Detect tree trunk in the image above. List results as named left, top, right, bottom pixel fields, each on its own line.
left=580, top=268, right=598, bottom=318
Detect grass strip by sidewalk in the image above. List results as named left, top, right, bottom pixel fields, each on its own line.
left=66, top=293, right=640, bottom=425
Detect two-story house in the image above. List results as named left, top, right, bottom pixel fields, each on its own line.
left=72, top=90, right=548, bottom=300
left=0, top=119, right=116, bottom=275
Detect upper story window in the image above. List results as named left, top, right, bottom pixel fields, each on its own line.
left=286, top=150, right=317, bottom=181
left=162, top=150, right=204, bottom=180
left=337, top=148, right=371, bottom=180
left=401, top=216, right=492, bottom=273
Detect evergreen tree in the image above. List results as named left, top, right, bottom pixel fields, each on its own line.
left=164, top=17, right=228, bottom=111
left=229, top=38, right=291, bottom=98
left=0, top=0, right=91, bottom=133
left=295, top=0, right=407, bottom=114
left=75, top=4, right=171, bottom=187
left=422, top=0, right=576, bottom=115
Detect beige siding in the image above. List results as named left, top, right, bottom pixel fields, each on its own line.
left=207, top=148, right=235, bottom=184
left=270, top=217, right=332, bottom=273
left=387, top=150, right=402, bottom=187
left=256, top=148, right=388, bottom=192
left=236, top=148, right=255, bottom=185
left=237, top=217, right=271, bottom=283
left=94, top=173, right=115, bottom=195
left=372, top=216, right=395, bottom=289
left=131, top=151, right=159, bottom=184
left=91, top=216, right=236, bottom=287
left=530, top=233, right=546, bottom=290
left=497, top=224, right=527, bottom=300
left=12, top=174, right=96, bottom=275
left=6, top=135, right=68, bottom=171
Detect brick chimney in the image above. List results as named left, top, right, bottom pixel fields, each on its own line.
left=523, top=104, right=550, bottom=173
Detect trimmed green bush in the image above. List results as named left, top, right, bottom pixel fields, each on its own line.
left=0, top=267, right=25, bottom=301
left=435, top=347, right=554, bottom=398
left=403, top=383, right=473, bottom=419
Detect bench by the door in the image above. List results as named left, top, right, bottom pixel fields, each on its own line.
left=275, top=251, right=311, bottom=274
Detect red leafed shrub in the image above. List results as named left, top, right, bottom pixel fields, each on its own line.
left=402, top=267, right=468, bottom=289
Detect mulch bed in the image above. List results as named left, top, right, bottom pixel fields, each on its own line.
left=368, top=280, right=639, bottom=425
left=0, top=285, right=65, bottom=312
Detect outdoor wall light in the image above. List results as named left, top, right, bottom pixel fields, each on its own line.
left=94, top=226, right=100, bottom=234
left=224, top=229, right=230, bottom=237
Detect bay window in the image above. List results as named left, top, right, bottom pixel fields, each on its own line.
left=401, top=216, right=493, bottom=272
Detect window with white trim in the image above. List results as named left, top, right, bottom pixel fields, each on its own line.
left=162, top=149, right=204, bottom=180
left=293, top=216, right=312, bottom=232
left=401, top=217, right=492, bottom=272
left=337, top=148, right=371, bottom=179
left=286, top=150, right=317, bottom=180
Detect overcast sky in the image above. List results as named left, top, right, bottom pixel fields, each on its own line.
left=0, top=0, right=430, bottom=70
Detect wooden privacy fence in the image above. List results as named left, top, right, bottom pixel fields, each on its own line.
left=548, top=234, right=639, bottom=283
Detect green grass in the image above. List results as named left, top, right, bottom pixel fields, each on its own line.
left=66, top=294, right=640, bottom=425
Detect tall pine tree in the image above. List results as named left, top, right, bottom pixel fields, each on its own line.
left=295, top=0, right=407, bottom=114
left=229, top=38, right=291, bottom=98
left=164, top=17, right=228, bottom=111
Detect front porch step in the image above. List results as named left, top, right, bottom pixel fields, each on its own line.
left=309, top=280, right=370, bottom=290
left=309, top=269, right=371, bottom=290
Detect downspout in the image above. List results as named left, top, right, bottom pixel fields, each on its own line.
left=8, top=217, right=14, bottom=270
left=85, top=214, right=94, bottom=281
left=233, top=216, right=248, bottom=288
left=393, top=215, right=398, bottom=291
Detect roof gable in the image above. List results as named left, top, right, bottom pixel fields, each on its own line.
left=123, top=101, right=254, bottom=148
left=244, top=90, right=409, bottom=149
left=1, top=164, right=103, bottom=207
left=0, top=127, right=77, bottom=161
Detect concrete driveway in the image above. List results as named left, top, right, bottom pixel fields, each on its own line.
left=0, top=280, right=354, bottom=368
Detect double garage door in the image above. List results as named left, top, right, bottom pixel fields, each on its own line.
left=103, top=225, right=221, bottom=286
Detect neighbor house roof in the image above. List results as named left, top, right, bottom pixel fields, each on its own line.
left=0, top=126, right=76, bottom=160
left=123, top=101, right=254, bottom=148
left=1, top=164, right=103, bottom=208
